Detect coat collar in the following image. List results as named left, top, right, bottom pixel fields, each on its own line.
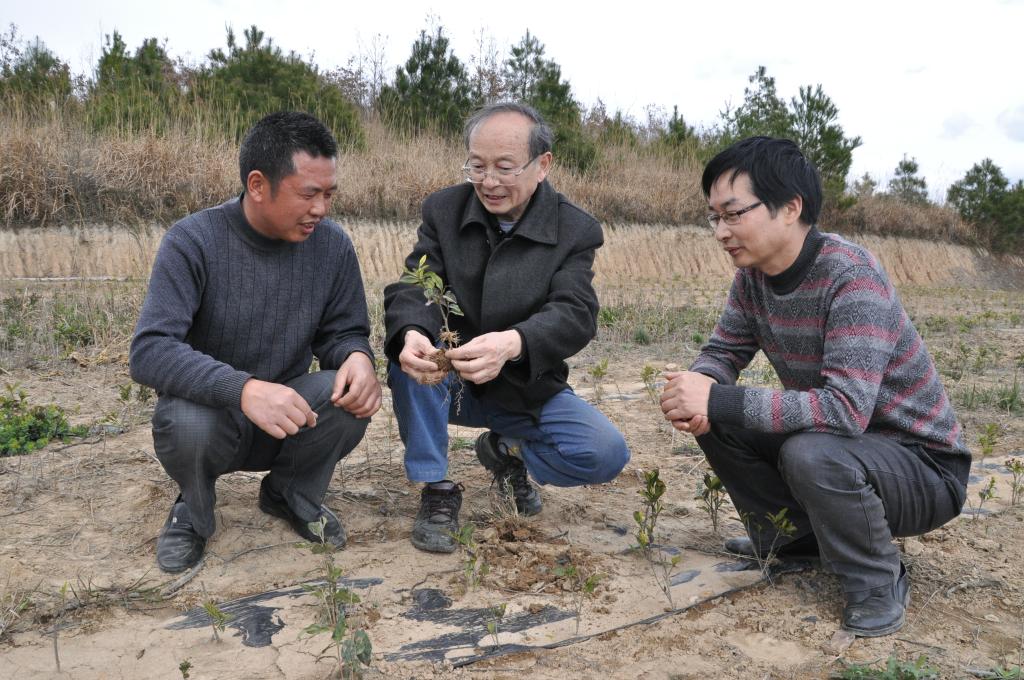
left=459, top=180, right=559, bottom=245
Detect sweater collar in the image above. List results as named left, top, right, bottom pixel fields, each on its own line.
left=224, top=193, right=294, bottom=252
left=766, top=226, right=825, bottom=295
left=460, top=180, right=559, bottom=245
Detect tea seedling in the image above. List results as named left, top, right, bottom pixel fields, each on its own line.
left=978, top=423, right=1001, bottom=461
left=589, top=359, right=609, bottom=404
left=178, top=660, right=193, bottom=679
left=399, top=254, right=463, bottom=374
left=739, top=507, right=797, bottom=584
left=554, top=559, right=602, bottom=635
left=200, top=582, right=232, bottom=643
left=485, top=602, right=506, bottom=647
left=695, top=472, right=727, bottom=535
left=301, top=517, right=372, bottom=679
left=970, top=477, right=999, bottom=521
left=633, top=468, right=680, bottom=607
left=640, top=364, right=659, bottom=404
left=450, top=523, right=488, bottom=590
left=1006, top=458, right=1024, bottom=506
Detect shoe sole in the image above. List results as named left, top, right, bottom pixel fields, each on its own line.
left=411, top=533, right=458, bottom=553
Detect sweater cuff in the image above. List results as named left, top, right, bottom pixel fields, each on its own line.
left=212, top=370, right=253, bottom=408
left=708, top=383, right=746, bottom=428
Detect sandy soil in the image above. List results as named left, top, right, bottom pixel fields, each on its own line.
left=1, top=278, right=1023, bottom=679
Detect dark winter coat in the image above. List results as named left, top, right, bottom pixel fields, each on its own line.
left=384, top=180, right=603, bottom=416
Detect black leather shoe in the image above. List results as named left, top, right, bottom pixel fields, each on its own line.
left=724, top=532, right=820, bottom=560
left=258, top=477, right=346, bottom=548
left=842, top=564, right=911, bottom=637
left=156, top=496, right=207, bottom=574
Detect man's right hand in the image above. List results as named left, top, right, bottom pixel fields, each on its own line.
left=240, top=378, right=317, bottom=439
left=399, top=329, right=446, bottom=385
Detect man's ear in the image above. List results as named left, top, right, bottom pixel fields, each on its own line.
left=785, top=195, right=804, bottom=225
left=246, top=170, right=269, bottom=203
left=535, top=151, right=553, bottom=182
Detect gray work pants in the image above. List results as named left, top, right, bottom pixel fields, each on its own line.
left=696, top=425, right=969, bottom=594
left=151, top=370, right=368, bottom=538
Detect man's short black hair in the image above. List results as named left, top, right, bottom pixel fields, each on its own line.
left=701, top=136, right=822, bottom=226
left=239, top=111, right=338, bottom=190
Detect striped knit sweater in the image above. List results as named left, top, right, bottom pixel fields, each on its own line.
left=130, top=196, right=373, bottom=408
left=692, top=228, right=969, bottom=458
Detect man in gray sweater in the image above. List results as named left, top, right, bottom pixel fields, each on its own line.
left=661, top=137, right=970, bottom=637
left=130, top=112, right=381, bottom=573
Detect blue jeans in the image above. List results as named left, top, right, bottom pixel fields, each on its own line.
left=388, top=362, right=629, bottom=486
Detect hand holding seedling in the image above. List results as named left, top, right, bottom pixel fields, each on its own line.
left=399, top=329, right=447, bottom=384
left=447, top=330, right=521, bottom=384
left=241, top=379, right=317, bottom=439
left=660, top=371, right=715, bottom=435
left=331, top=351, right=382, bottom=418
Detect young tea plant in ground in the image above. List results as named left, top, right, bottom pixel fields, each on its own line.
left=695, top=472, right=727, bottom=535
left=450, top=523, right=488, bottom=591
left=1, top=384, right=88, bottom=456
left=200, top=582, right=232, bottom=643
left=589, top=358, right=609, bottom=404
left=484, top=602, right=506, bottom=647
left=739, top=507, right=797, bottom=584
left=633, top=468, right=680, bottom=607
left=554, top=558, right=602, bottom=635
left=178, top=660, right=193, bottom=679
left=968, top=477, right=999, bottom=522
left=301, top=517, right=373, bottom=679
left=978, top=422, right=1002, bottom=462
left=640, top=364, right=659, bottom=404
left=399, top=254, right=463, bottom=375
left=1006, top=457, right=1024, bottom=506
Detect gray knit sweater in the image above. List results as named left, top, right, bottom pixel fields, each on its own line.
left=130, top=196, right=373, bottom=408
left=693, top=228, right=969, bottom=458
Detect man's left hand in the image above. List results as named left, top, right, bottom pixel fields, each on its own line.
left=447, top=330, right=522, bottom=385
left=660, top=370, right=715, bottom=423
left=331, top=352, right=382, bottom=418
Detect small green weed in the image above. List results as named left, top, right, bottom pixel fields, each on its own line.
left=833, top=654, right=938, bottom=679
left=1, top=384, right=88, bottom=456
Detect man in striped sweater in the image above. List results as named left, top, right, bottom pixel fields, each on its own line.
left=131, top=112, right=381, bottom=574
left=660, top=136, right=970, bottom=637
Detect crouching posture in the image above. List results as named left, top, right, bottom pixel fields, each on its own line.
left=130, top=112, right=381, bottom=573
left=661, top=136, right=970, bottom=636
left=384, top=102, right=630, bottom=554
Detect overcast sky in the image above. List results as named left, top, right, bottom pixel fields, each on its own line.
left=6, top=0, right=1023, bottom=199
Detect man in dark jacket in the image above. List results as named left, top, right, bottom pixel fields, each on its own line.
left=130, top=112, right=381, bottom=573
left=384, top=102, right=629, bottom=553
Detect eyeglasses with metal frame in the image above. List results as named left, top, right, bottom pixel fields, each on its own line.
left=706, top=201, right=764, bottom=228
left=462, top=155, right=539, bottom=186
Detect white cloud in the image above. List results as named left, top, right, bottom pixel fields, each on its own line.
left=997, top=105, right=1024, bottom=142
left=941, top=114, right=973, bottom=139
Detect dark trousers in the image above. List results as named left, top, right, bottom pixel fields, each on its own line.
left=151, top=370, right=368, bottom=538
left=696, top=425, right=969, bottom=594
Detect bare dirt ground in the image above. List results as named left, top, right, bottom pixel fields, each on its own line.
left=2, top=234, right=1024, bottom=679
